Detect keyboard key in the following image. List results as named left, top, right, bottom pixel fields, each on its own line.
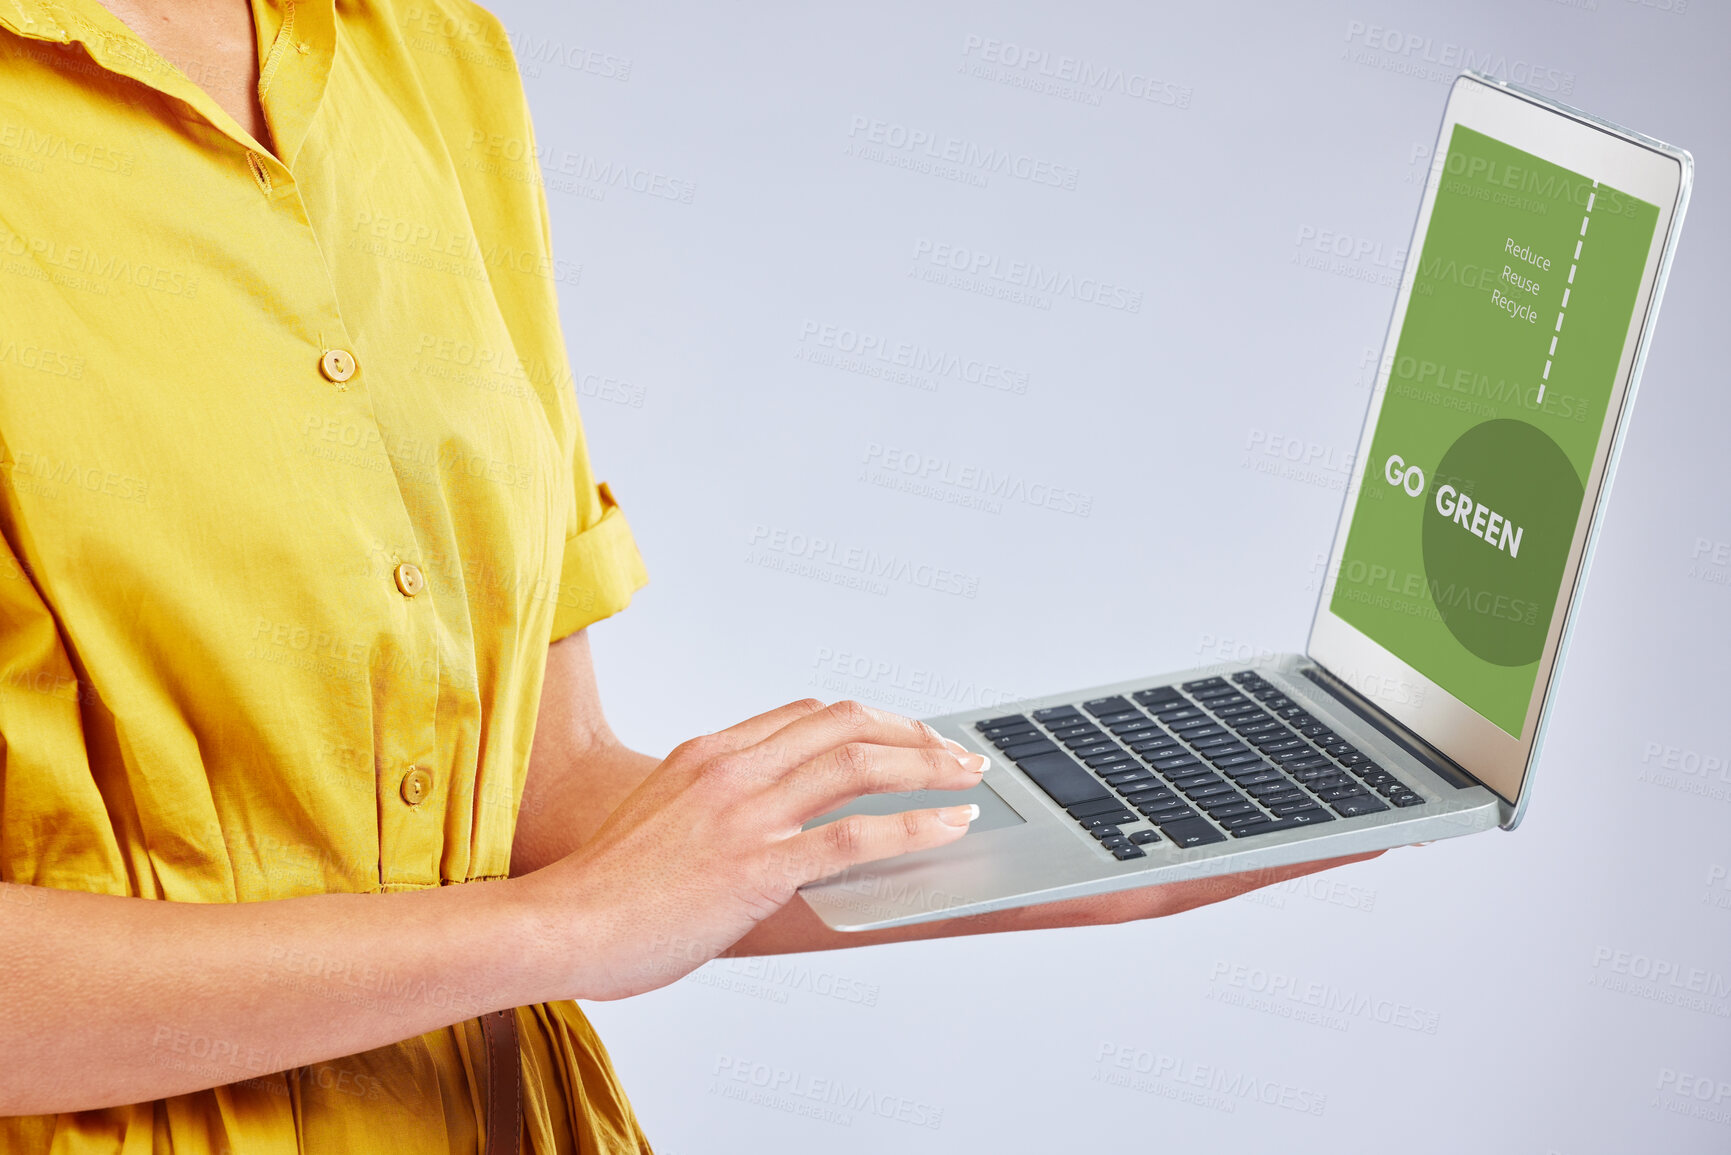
left=1256, top=736, right=1306, bottom=754
left=1057, top=728, right=1106, bottom=744
left=1389, top=792, right=1425, bottom=808
left=1229, top=767, right=1285, bottom=786
left=1271, top=808, right=1333, bottom=826
left=1129, top=736, right=1179, bottom=752
left=1201, top=800, right=1257, bottom=819
left=1139, top=801, right=1196, bottom=821
left=1150, top=754, right=1202, bottom=772
left=1171, top=771, right=1223, bottom=789
left=1257, top=789, right=1308, bottom=808
left=1051, top=723, right=1100, bottom=739
left=992, top=730, right=1042, bottom=748
left=1070, top=743, right=1121, bottom=760
left=1318, top=784, right=1367, bottom=801
left=1090, top=825, right=1123, bottom=839
left=1121, top=786, right=1176, bottom=806
left=1097, top=711, right=1145, bottom=726
left=1066, top=798, right=1125, bottom=818
left=1102, top=770, right=1156, bottom=787
left=1032, top=706, right=1083, bottom=723
left=1003, top=738, right=1060, bottom=760
left=1325, top=742, right=1357, bottom=757
left=1270, top=798, right=1325, bottom=816
left=1209, top=753, right=1263, bottom=771
left=1245, top=779, right=1299, bottom=797
left=1080, top=810, right=1137, bottom=827
left=1087, top=749, right=1137, bottom=767
left=980, top=722, right=1037, bottom=740
left=1129, top=829, right=1162, bottom=845
left=1100, top=836, right=1129, bottom=850
left=1332, top=796, right=1389, bottom=817
left=1156, top=816, right=1228, bottom=846
left=1305, top=773, right=1353, bottom=792
left=1182, top=677, right=1225, bottom=691
left=1134, top=686, right=1183, bottom=705
left=1237, top=720, right=1283, bottom=737
left=1232, top=810, right=1334, bottom=836
left=1219, top=811, right=1272, bottom=828
left=1015, top=750, right=1112, bottom=807
left=1109, top=719, right=1161, bottom=736
left=1112, top=844, right=1147, bottom=860
left=1186, top=783, right=1239, bottom=802
left=1084, top=696, right=1136, bottom=717
left=976, top=714, right=1028, bottom=731
left=1191, top=733, right=1243, bottom=750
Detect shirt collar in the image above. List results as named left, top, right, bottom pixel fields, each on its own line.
left=0, top=0, right=334, bottom=172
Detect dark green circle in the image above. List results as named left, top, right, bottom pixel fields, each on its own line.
left=1422, top=419, right=1582, bottom=667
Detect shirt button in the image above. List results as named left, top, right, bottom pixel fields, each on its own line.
left=399, top=766, right=432, bottom=806
left=393, top=562, right=425, bottom=597
left=319, top=348, right=357, bottom=382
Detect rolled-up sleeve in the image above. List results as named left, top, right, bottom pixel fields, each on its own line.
left=549, top=477, right=649, bottom=642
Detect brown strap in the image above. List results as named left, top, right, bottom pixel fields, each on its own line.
left=479, top=1008, right=522, bottom=1155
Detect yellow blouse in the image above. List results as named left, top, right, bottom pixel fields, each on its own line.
left=0, top=0, right=651, bottom=1146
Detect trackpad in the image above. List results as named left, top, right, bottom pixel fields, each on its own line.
left=805, top=781, right=1026, bottom=834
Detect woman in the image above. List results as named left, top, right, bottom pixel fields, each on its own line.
left=0, top=0, right=1372, bottom=1148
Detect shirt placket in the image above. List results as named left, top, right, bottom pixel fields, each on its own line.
left=21, top=0, right=452, bottom=889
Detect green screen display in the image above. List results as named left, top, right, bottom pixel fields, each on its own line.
left=1331, top=126, right=1658, bottom=737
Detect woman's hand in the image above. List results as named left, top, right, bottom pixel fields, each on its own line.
left=519, top=698, right=986, bottom=1000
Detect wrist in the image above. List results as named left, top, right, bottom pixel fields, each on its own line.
left=494, top=857, right=601, bottom=1005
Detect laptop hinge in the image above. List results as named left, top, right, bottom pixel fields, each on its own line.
left=1300, top=666, right=1484, bottom=792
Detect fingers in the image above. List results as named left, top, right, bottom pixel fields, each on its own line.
left=772, top=741, right=988, bottom=825
left=740, top=699, right=956, bottom=778
left=789, top=804, right=978, bottom=882
left=696, top=698, right=830, bottom=754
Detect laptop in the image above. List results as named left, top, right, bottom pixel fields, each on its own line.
left=799, top=72, right=1693, bottom=932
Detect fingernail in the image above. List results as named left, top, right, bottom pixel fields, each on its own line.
left=959, top=752, right=988, bottom=774
left=938, top=804, right=979, bottom=827
left=942, top=737, right=970, bottom=757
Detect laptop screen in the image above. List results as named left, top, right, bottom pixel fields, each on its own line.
left=1327, top=124, right=1660, bottom=740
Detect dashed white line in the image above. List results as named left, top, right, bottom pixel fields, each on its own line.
left=1539, top=179, right=1598, bottom=404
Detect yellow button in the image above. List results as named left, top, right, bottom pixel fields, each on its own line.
left=399, top=766, right=432, bottom=806
left=319, top=348, right=357, bottom=383
left=393, top=562, right=425, bottom=597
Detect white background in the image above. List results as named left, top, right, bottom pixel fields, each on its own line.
left=487, top=1, right=1731, bottom=1150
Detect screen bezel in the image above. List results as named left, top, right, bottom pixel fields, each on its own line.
left=1307, top=73, right=1690, bottom=818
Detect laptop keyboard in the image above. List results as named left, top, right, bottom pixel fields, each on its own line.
left=973, top=670, right=1425, bottom=861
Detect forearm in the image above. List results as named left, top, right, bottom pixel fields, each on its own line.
left=0, top=876, right=548, bottom=1116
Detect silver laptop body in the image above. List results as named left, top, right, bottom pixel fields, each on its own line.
left=801, top=73, right=1692, bottom=932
